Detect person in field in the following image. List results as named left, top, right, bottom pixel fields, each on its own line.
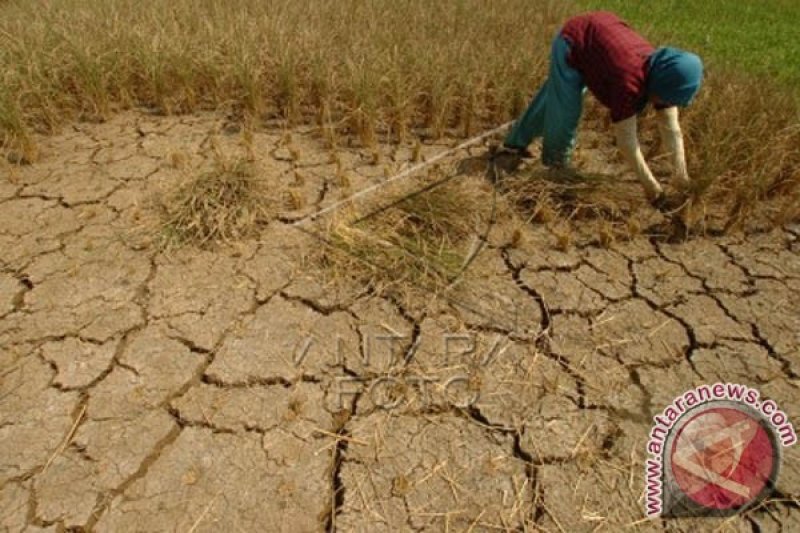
left=500, top=11, right=703, bottom=209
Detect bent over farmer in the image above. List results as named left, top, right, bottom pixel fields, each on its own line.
left=501, top=11, right=703, bottom=208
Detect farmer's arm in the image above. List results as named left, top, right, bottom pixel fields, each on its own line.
left=656, top=106, right=690, bottom=188
left=613, top=116, right=663, bottom=202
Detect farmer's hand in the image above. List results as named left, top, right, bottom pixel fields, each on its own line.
left=613, top=116, right=664, bottom=202
left=656, top=107, right=690, bottom=189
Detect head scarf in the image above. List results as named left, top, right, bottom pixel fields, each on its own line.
left=647, top=47, right=704, bottom=107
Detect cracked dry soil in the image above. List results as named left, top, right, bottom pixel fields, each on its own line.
left=1, top=111, right=798, bottom=532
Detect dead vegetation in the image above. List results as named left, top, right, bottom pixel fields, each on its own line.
left=320, top=177, right=493, bottom=299
left=156, top=153, right=273, bottom=247
left=0, top=0, right=563, bottom=154
left=502, top=168, right=641, bottom=224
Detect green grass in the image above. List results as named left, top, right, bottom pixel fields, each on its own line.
left=577, top=0, right=800, bottom=87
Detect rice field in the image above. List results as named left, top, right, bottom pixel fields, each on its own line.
left=1, top=0, right=798, bottom=229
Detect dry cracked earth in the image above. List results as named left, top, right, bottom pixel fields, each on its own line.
left=1, top=112, right=799, bottom=532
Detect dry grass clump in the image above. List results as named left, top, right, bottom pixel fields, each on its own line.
left=158, top=155, right=273, bottom=247
left=320, top=180, right=491, bottom=298
left=499, top=168, right=651, bottom=247
left=506, top=172, right=638, bottom=223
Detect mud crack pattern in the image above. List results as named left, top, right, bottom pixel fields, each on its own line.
left=0, top=112, right=798, bottom=532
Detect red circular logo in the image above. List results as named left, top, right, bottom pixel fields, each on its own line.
left=669, top=407, right=777, bottom=511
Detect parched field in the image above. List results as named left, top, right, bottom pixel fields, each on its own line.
left=1, top=0, right=799, bottom=532
left=1, top=110, right=798, bottom=532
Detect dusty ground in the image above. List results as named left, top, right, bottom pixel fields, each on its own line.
left=0, top=112, right=798, bottom=532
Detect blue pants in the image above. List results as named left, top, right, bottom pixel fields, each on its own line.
left=505, top=34, right=586, bottom=167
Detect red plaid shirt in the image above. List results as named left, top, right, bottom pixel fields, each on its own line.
left=561, top=12, right=655, bottom=122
